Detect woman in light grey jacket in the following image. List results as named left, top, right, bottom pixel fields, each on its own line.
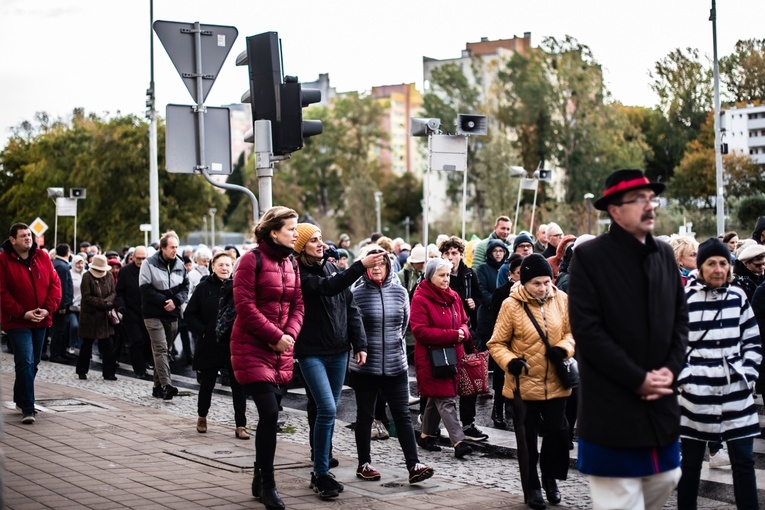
left=350, top=245, right=433, bottom=484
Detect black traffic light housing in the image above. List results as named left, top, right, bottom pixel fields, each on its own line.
left=237, top=32, right=322, bottom=155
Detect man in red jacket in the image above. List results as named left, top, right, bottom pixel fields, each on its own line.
left=0, top=223, right=62, bottom=424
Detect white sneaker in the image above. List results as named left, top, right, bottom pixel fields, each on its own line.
left=709, top=448, right=731, bottom=469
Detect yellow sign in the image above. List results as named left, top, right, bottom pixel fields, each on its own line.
left=29, top=217, right=48, bottom=236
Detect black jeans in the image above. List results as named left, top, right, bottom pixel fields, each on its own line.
left=678, top=437, right=758, bottom=509
left=352, top=371, right=419, bottom=469
left=516, top=397, right=570, bottom=490
left=50, top=311, right=70, bottom=358
left=198, top=363, right=247, bottom=427
left=76, top=337, right=115, bottom=378
left=121, top=318, right=150, bottom=376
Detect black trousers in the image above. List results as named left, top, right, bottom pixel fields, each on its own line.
left=514, top=397, right=570, bottom=490
left=76, top=337, right=115, bottom=378
left=121, top=318, right=150, bottom=376
left=198, top=363, right=247, bottom=427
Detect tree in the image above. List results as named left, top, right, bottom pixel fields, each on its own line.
left=381, top=172, right=422, bottom=239
left=0, top=109, right=227, bottom=248
left=720, top=38, right=765, bottom=103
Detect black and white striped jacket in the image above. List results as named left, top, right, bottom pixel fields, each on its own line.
left=677, top=283, right=762, bottom=442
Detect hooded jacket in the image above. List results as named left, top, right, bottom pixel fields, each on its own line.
left=411, top=280, right=470, bottom=398
left=546, top=234, right=577, bottom=279
left=487, top=282, right=574, bottom=401
left=476, top=239, right=508, bottom=342
left=350, top=262, right=409, bottom=377
left=230, top=242, right=304, bottom=386
left=0, top=240, right=61, bottom=330
left=294, top=258, right=367, bottom=359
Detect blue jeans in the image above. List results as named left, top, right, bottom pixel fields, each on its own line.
left=8, top=328, right=46, bottom=414
left=678, top=437, right=758, bottom=510
left=298, top=353, right=348, bottom=475
left=68, top=312, right=81, bottom=349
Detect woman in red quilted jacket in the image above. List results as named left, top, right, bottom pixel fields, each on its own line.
left=230, top=206, right=304, bottom=510
left=411, top=258, right=474, bottom=459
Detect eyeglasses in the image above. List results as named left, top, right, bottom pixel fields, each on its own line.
left=751, top=260, right=765, bottom=268
left=134, top=257, right=146, bottom=261
left=614, top=196, right=660, bottom=208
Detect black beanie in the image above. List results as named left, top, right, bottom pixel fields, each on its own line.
left=697, top=237, right=730, bottom=267
left=513, top=232, right=534, bottom=251
left=520, top=253, right=554, bottom=284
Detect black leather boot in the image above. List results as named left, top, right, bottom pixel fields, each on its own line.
left=491, top=396, right=507, bottom=429
left=251, top=463, right=261, bottom=500
left=259, top=468, right=285, bottom=510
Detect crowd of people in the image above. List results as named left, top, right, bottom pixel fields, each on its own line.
left=2, top=168, right=765, bottom=509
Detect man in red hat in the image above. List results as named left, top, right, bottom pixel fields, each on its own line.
left=568, top=169, right=689, bottom=509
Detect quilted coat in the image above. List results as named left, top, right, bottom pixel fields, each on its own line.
left=230, top=242, right=304, bottom=386
left=0, top=240, right=61, bottom=330
left=411, top=280, right=470, bottom=398
left=487, top=282, right=575, bottom=401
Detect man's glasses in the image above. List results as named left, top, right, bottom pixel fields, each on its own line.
left=134, top=257, right=147, bottom=261
left=614, top=196, right=660, bottom=208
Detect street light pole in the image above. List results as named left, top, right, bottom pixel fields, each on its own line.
left=374, top=192, right=383, bottom=233
left=711, top=0, right=725, bottom=236
left=148, top=0, right=159, bottom=243
left=584, top=193, right=595, bottom=235
left=209, top=208, right=217, bottom=247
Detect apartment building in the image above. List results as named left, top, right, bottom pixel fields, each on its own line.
left=721, top=103, right=765, bottom=166
left=371, top=83, right=424, bottom=175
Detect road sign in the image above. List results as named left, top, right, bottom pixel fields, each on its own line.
left=56, top=197, right=77, bottom=217
left=139, top=224, right=152, bottom=232
left=166, top=104, right=232, bottom=175
left=29, top=217, right=48, bottom=236
left=153, top=20, right=238, bottom=104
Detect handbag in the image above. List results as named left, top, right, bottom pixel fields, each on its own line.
left=458, top=338, right=489, bottom=396
left=429, top=346, right=458, bottom=378
left=107, top=308, right=122, bottom=325
left=523, top=303, right=579, bottom=389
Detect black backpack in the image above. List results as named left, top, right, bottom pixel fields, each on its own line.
left=214, top=249, right=297, bottom=342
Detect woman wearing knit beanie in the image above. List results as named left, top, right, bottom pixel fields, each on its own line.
left=676, top=238, right=761, bottom=509
left=487, top=253, right=574, bottom=509
left=291, top=223, right=394, bottom=499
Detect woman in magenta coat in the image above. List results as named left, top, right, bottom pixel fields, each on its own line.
left=230, top=206, right=304, bottom=510
left=411, top=258, right=473, bottom=458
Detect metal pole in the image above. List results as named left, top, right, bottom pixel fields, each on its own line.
left=144, top=230, right=148, bottom=247
left=209, top=208, right=216, bottom=247
left=374, top=192, right=383, bottom=233
left=587, top=201, right=592, bottom=235
left=202, top=215, right=208, bottom=245
left=200, top=169, right=259, bottom=230
left=513, top=182, right=523, bottom=235
left=711, top=0, right=725, bottom=236
left=254, top=119, right=275, bottom=215
left=404, top=216, right=410, bottom=244
left=73, top=205, right=77, bottom=251
left=529, top=181, right=539, bottom=236
left=54, top=202, right=59, bottom=248
left=192, top=21, right=207, bottom=181
left=148, top=0, right=159, bottom=243
left=423, top=134, right=431, bottom=249
left=461, top=159, right=468, bottom=240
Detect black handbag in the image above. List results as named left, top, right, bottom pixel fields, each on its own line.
left=523, top=303, right=579, bottom=389
left=429, top=346, right=458, bottom=378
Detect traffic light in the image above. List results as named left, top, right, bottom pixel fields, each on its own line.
left=236, top=31, right=322, bottom=155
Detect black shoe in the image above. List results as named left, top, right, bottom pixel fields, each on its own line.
left=50, top=355, right=70, bottom=364
left=152, top=386, right=162, bottom=398
left=104, top=375, right=117, bottom=381
left=162, top=384, right=179, bottom=400
left=528, top=489, right=547, bottom=509
left=417, top=435, right=442, bottom=452
left=543, top=478, right=561, bottom=505
left=310, top=473, right=340, bottom=499
left=78, top=374, right=87, bottom=380
left=462, top=423, right=489, bottom=441
left=251, top=467, right=261, bottom=499
left=454, top=442, right=473, bottom=458
left=329, top=457, right=339, bottom=469
left=260, top=486, right=284, bottom=510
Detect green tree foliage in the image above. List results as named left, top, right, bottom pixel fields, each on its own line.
left=0, top=109, right=227, bottom=249
left=720, top=38, right=765, bottom=102
left=737, top=195, right=765, bottom=231
left=381, top=172, right=422, bottom=239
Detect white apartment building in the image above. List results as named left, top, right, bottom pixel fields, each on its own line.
left=721, top=103, right=765, bottom=166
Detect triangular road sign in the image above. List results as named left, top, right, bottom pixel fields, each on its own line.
left=154, top=20, right=238, bottom=104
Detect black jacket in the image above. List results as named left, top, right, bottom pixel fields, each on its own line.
left=52, top=257, right=73, bottom=310
left=185, top=274, right=230, bottom=371
left=449, top=260, right=481, bottom=334
left=293, top=259, right=367, bottom=359
left=568, top=222, right=689, bottom=449
left=115, top=263, right=142, bottom=322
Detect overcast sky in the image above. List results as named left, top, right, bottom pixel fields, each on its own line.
left=1, top=0, right=762, bottom=147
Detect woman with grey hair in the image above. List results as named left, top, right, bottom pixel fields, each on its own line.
left=411, top=257, right=473, bottom=458
left=350, top=244, right=434, bottom=484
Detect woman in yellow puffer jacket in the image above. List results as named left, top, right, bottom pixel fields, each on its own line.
left=487, top=253, right=574, bottom=510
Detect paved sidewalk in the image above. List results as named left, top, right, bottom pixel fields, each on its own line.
left=0, top=372, right=532, bottom=510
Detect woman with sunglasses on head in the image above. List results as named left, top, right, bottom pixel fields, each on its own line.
left=676, top=238, right=762, bottom=510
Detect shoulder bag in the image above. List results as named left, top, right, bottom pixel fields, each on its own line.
left=523, top=303, right=578, bottom=389
left=429, top=345, right=458, bottom=378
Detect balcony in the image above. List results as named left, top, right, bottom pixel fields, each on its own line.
left=748, top=117, right=765, bottom=130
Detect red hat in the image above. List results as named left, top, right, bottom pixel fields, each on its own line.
left=594, top=169, right=665, bottom=211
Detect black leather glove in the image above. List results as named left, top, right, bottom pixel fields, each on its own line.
left=104, top=301, right=114, bottom=309
left=508, top=358, right=526, bottom=376
left=324, top=246, right=340, bottom=261
left=546, top=346, right=566, bottom=363
left=545, top=347, right=566, bottom=363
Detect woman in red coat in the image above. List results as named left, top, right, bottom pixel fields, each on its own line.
left=230, top=206, right=304, bottom=510
left=411, top=258, right=473, bottom=458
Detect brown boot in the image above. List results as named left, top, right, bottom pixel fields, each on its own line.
left=196, top=417, right=207, bottom=433
left=235, top=426, right=250, bottom=440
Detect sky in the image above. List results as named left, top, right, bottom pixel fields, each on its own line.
left=1, top=0, right=763, bottom=148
